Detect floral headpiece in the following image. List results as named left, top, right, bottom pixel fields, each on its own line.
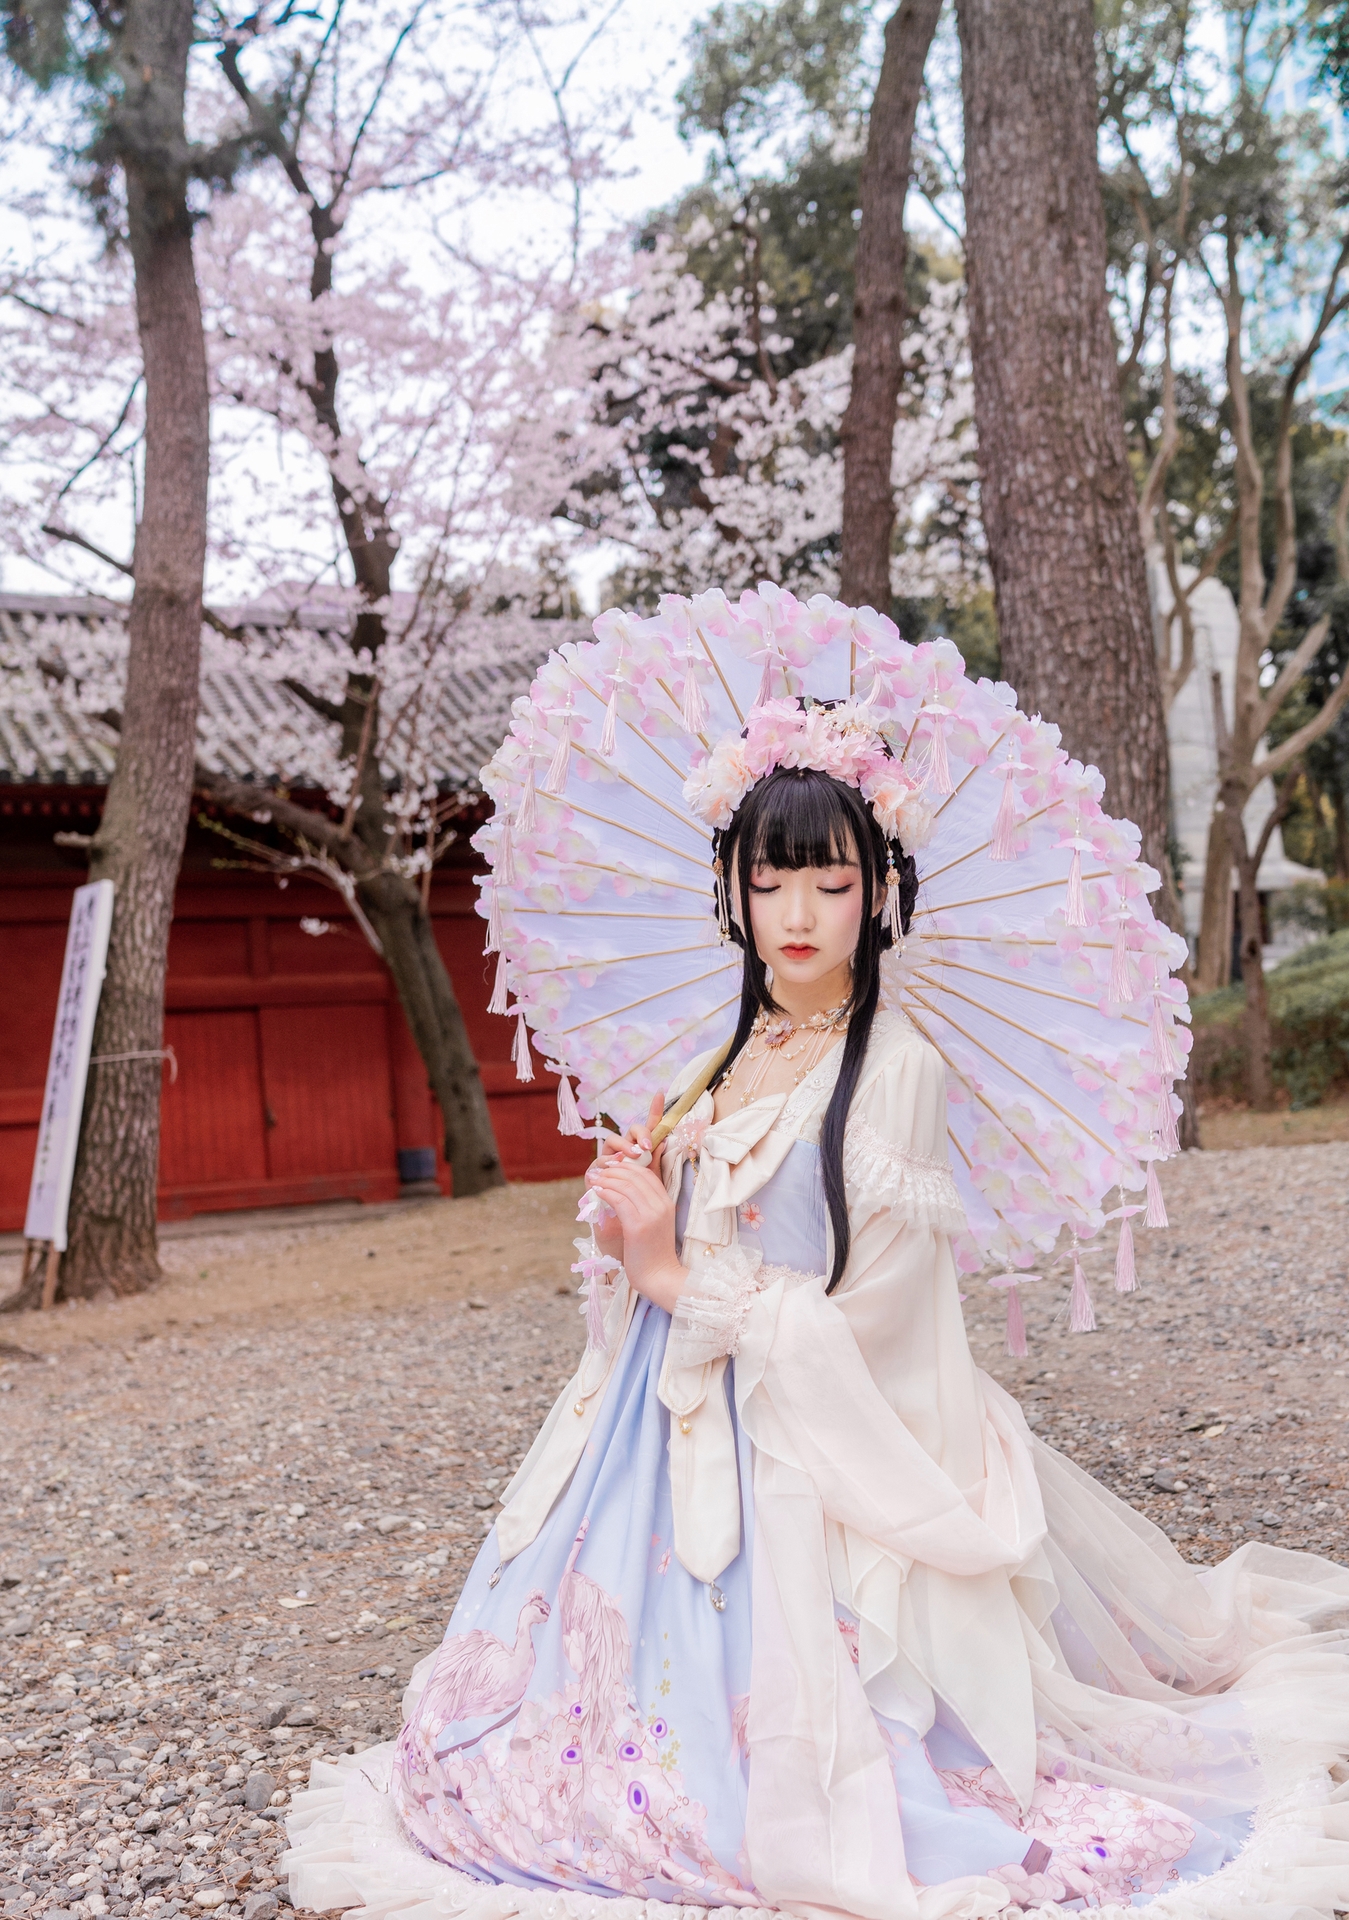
left=681, top=696, right=936, bottom=942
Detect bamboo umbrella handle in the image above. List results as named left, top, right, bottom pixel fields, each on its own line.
left=649, top=1041, right=733, bottom=1149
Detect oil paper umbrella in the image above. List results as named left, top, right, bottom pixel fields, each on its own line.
left=472, top=584, right=1190, bottom=1325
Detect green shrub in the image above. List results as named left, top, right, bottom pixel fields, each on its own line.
left=1271, top=879, right=1349, bottom=935
left=1189, top=929, right=1349, bottom=1108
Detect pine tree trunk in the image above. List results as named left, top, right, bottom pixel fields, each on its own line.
left=53, top=0, right=208, bottom=1304
left=839, top=0, right=943, bottom=612
left=360, top=872, right=505, bottom=1197
left=954, top=0, right=1171, bottom=878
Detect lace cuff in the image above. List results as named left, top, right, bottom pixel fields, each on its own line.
left=667, top=1243, right=765, bottom=1371
left=843, top=1115, right=965, bottom=1233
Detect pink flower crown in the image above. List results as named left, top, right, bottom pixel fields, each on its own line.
left=681, top=696, right=937, bottom=852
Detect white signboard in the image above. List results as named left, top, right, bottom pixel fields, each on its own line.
left=25, top=879, right=115, bottom=1249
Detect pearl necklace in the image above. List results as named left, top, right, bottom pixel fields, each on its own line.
left=723, top=1000, right=851, bottom=1107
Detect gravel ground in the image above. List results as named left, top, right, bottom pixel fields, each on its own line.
left=2, top=1140, right=1348, bottom=1920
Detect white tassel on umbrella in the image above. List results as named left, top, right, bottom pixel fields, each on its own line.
left=1068, top=1239, right=1097, bottom=1333
left=1064, top=840, right=1088, bottom=928
left=543, top=702, right=574, bottom=795
left=989, top=762, right=1020, bottom=863
left=988, top=1270, right=1039, bottom=1357
left=497, top=813, right=517, bottom=886
left=1108, top=910, right=1135, bottom=1004
left=517, top=759, right=538, bottom=831
left=681, top=654, right=708, bottom=734
left=556, top=1073, right=585, bottom=1136
left=512, top=1009, right=534, bottom=1082
left=922, top=704, right=954, bottom=796
left=1104, top=1201, right=1144, bottom=1292
left=488, top=950, right=510, bottom=1015
left=1145, top=1158, right=1169, bottom=1229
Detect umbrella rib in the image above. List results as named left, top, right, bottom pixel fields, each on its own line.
left=562, top=799, right=709, bottom=868
left=525, top=850, right=711, bottom=899
left=897, top=993, right=1055, bottom=1180
left=919, top=800, right=1057, bottom=885
left=515, top=907, right=715, bottom=922
left=523, top=942, right=721, bottom=976
left=915, top=954, right=1149, bottom=1029
left=904, top=976, right=1121, bottom=1162
left=914, top=872, right=1111, bottom=914
left=695, top=626, right=745, bottom=724
left=574, top=746, right=713, bottom=840
left=557, top=964, right=735, bottom=1034
left=933, top=932, right=1118, bottom=951
left=587, top=997, right=739, bottom=1104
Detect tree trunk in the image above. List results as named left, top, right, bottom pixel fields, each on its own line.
left=839, top=0, right=943, bottom=612
left=954, top=0, right=1172, bottom=879
left=1231, top=833, right=1274, bottom=1109
left=1196, top=809, right=1234, bottom=992
left=360, top=873, right=504, bottom=1196
left=51, top=0, right=208, bottom=1305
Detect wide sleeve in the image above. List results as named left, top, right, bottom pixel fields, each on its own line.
left=841, top=1034, right=965, bottom=1235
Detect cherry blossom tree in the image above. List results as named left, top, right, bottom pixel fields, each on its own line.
left=1, top=0, right=631, bottom=1198
left=561, top=230, right=983, bottom=610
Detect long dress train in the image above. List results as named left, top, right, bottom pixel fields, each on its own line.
left=284, top=1013, right=1349, bottom=1920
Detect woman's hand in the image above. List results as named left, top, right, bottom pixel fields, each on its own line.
left=587, top=1114, right=686, bottom=1314
left=585, top=1096, right=664, bottom=1263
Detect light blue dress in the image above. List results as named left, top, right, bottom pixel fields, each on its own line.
left=387, top=1140, right=1238, bottom=1908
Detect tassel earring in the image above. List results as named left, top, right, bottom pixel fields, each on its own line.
left=884, top=856, right=904, bottom=941
left=512, top=1009, right=534, bottom=1083
left=517, top=759, right=538, bottom=831
left=990, top=763, right=1019, bottom=862
left=557, top=1074, right=584, bottom=1136
left=488, top=950, right=510, bottom=1015
left=1068, top=1240, right=1096, bottom=1333
left=713, top=854, right=731, bottom=940
left=1145, top=1158, right=1168, bottom=1229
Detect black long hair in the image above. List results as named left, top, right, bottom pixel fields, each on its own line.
left=710, top=765, right=918, bottom=1293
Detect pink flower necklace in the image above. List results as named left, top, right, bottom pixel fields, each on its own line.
left=723, top=1000, right=851, bottom=1107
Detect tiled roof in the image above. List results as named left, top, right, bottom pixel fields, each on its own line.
left=0, top=593, right=564, bottom=790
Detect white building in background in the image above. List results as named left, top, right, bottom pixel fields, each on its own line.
left=1152, top=556, right=1324, bottom=963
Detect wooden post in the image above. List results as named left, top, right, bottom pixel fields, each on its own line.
left=40, top=1244, right=61, bottom=1311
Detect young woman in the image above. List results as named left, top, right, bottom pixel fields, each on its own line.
left=287, top=763, right=1349, bottom=1920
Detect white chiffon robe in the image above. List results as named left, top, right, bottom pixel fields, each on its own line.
left=284, top=1012, right=1349, bottom=1920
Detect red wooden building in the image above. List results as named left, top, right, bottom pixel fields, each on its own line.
left=0, top=593, right=589, bottom=1231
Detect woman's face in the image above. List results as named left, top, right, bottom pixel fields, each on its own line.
left=743, top=844, right=868, bottom=1000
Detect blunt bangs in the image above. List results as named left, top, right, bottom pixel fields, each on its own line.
left=738, top=767, right=864, bottom=875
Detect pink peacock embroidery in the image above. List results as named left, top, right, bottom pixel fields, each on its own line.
left=392, top=1520, right=758, bottom=1905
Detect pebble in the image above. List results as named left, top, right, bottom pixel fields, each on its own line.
left=0, top=1143, right=1345, bottom=1920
